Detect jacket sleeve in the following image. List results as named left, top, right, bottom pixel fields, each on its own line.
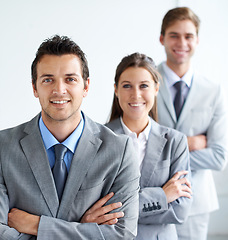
left=0, top=160, right=34, bottom=240
left=37, top=138, right=140, bottom=240
left=138, top=134, right=192, bottom=225
left=189, top=85, right=228, bottom=171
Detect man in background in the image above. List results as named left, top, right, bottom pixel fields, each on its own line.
left=0, top=35, right=139, bottom=240
left=157, top=7, right=228, bottom=240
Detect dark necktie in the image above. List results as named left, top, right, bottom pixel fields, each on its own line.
left=174, top=81, right=186, bottom=120
left=53, top=144, right=68, bottom=201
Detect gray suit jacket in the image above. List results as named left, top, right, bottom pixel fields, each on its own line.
left=157, top=63, right=228, bottom=215
left=106, top=118, right=192, bottom=240
left=0, top=114, right=140, bottom=240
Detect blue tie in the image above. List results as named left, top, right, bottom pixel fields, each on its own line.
left=53, top=144, right=68, bottom=201
left=174, top=81, right=186, bottom=120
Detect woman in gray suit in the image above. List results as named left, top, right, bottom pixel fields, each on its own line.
left=106, top=53, right=192, bottom=240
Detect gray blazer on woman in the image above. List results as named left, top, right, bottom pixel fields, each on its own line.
left=106, top=118, right=192, bottom=240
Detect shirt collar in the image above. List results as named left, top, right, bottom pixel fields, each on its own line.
left=120, top=117, right=151, bottom=140
left=39, top=114, right=84, bottom=153
left=162, top=62, right=193, bottom=88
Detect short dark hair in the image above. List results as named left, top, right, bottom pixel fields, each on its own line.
left=31, top=35, right=89, bottom=89
left=108, top=53, right=161, bottom=122
left=161, top=7, right=200, bottom=36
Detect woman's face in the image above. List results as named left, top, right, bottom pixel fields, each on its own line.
left=115, top=67, right=159, bottom=124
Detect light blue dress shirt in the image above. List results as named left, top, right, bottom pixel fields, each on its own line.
left=39, top=114, right=84, bottom=173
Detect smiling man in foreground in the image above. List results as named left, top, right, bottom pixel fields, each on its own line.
left=0, top=35, right=140, bottom=240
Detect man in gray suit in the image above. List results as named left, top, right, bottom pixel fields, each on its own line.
left=157, top=7, right=228, bottom=240
left=0, top=35, right=140, bottom=240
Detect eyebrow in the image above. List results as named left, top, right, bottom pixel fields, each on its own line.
left=120, top=80, right=151, bottom=84
left=40, top=74, right=54, bottom=78
left=65, top=73, right=80, bottom=77
left=168, top=32, right=178, bottom=35
left=168, top=32, right=195, bottom=36
left=39, top=73, right=80, bottom=78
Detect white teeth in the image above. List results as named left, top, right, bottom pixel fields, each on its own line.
left=52, top=100, right=68, bottom=104
left=130, top=103, right=143, bottom=107
left=175, top=50, right=187, bottom=54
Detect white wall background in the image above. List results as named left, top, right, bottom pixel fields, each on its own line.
left=0, top=0, right=228, bottom=236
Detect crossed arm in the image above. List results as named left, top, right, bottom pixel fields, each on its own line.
left=187, top=85, right=228, bottom=171
left=8, top=192, right=124, bottom=236
left=187, top=135, right=207, bottom=152
left=8, top=169, right=191, bottom=236
left=162, top=170, right=192, bottom=203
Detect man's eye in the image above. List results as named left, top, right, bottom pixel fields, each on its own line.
left=67, top=78, right=75, bottom=82
left=123, top=84, right=131, bottom=88
left=186, top=36, right=193, bottom=39
left=43, top=78, right=52, bottom=83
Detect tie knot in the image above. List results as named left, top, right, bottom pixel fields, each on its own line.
left=54, top=144, right=68, bottom=161
left=174, top=81, right=186, bottom=91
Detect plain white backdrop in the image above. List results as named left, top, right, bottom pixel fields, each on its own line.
left=0, top=0, right=228, bottom=236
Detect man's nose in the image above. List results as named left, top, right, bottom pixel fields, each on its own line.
left=178, top=36, right=187, bottom=47
left=53, top=81, right=67, bottom=94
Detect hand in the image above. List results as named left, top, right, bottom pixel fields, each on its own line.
left=8, top=208, right=40, bottom=236
left=162, top=170, right=192, bottom=203
left=187, top=135, right=207, bottom=152
left=80, top=192, right=124, bottom=225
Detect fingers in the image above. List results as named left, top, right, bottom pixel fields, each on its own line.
left=163, top=170, right=193, bottom=203
left=99, top=201, right=122, bottom=216
left=171, top=170, right=189, bottom=180
left=101, top=218, right=118, bottom=225
left=101, top=211, right=125, bottom=225
left=97, top=211, right=124, bottom=225
left=81, top=192, right=124, bottom=225
left=181, top=185, right=193, bottom=196
left=178, top=187, right=192, bottom=199
left=89, top=201, right=123, bottom=221
left=177, top=177, right=191, bottom=189
left=81, top=207, right=124, bottom=225
left=170, top=176, right=192, bottom=195
left=88, top=192, right=115, bottom=212
left=170, top=170, right=192, bottom=188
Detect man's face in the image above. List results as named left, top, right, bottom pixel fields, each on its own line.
left=160, top=19, right=199, bottom=67
left=33, top=54, right=89, bottom=126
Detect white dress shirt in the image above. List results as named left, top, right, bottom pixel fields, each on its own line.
left=162, top=62, right=193, bottom=102
left=120, top=117, right=151, bottom=171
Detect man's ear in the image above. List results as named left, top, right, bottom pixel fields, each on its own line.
left=32, top=83, right=39, bottom=98
left=196, top=36, right=199, bottom=45
left=159, top=34, right=164, bottom=45
left=83, top=78, right=90, bottom=97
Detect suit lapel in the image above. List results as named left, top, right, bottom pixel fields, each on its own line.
left=106, top=118, right=125, bottom=134
left=20, top=115, right=59, bottom=217
left=57, top=116, right=102, bottom=219
left=108, top=118, right=168, bottom=188
left=140, top=120, right=167, bottom=187
left=158, top=64, right=177, bottom=123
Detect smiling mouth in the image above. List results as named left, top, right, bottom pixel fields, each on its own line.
left=174, top=50, right=189, bottom=54
left=129, top=103, right=144, bottom=107
left=50, top=100, right=70, bottom=104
